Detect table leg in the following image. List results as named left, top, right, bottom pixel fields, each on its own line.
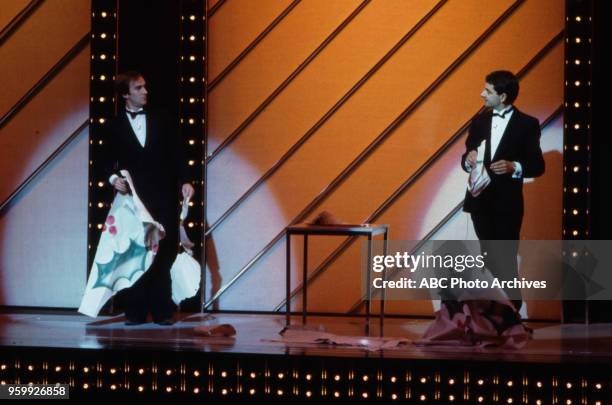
left=303, top=234, right=308, bottom=325
left=366, top=234, right=372, bottom=336
left=380, top=230, right=388, bottom=337
left=286, top=233, right=291, bottom=326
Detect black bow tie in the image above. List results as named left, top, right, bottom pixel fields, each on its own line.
left=126, top=110, right=146, bottom=119
left=492, top=108, right=513, bottom=119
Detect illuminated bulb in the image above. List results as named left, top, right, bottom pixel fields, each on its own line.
left=575, top=16, right=582, bottom=21
left=362, top=393, right=368, bottom=398
left=363, top=375, right=369, bottom=381
left=27, top=365, right=33, bottom=371
left=0, top=365, right=5, bottom=370
left=166, top=387, right=172, bottom=393
left=221, top=371, right=227, bottom=377
left=573, top=187, right=579, bottom=194
left=390, top=376, right=397, bottom=383
left=449, top=395, right=455, bottom=401
left=188, top=118, right=195, bottom=124
left=249, top=388, right=255, bottom=395
left=100, top=75, right=106, bottom=81
left=110, top=384, right=116, bottom=390
left=334, top=392, right=340, bottom=398
left=99, top=97, right=106, bottom=102
left=449, top=378, right=455, bottom=385
left=575, top=59, right=581, bottom=65
left=110, top=368, right=116, bottom=374
left=306, top=374, right=312, bottom=380
left=478, top=379, right=484, bottom=385
left=334, top=375, right=340, bottom=381
left=100, top=54, right=107, bottom=60
left=420, top=395, right=426, bottom=401
left=83, top=367, right=90, bottom=373
left=596, top=383, right=602, bottom=389
left=278, top=373, right=284, bottom=379
left=189, top=77, right=195, bottom=83
left=101, top=11, right=107, bottom=17
left=391, top=394, right=398, bottom=400
left=83, top=383, right=89, bottom=389
left=420, top=377, right=427, bottom=383
left=574, top=124, right=580, bottom=129
left=189, top=15, right=196, bottom=21
left=100, top=33, right=107, bottom=39
left=166, top=370, right=172, bottom=376
left=478, top=397, right=484, bottom=403
left=574, top=102, right=580, bottom=108
left=189, top=55, right=196, bottom=61
left=306, top=391, right=312, bottom=397
left=507, top=399, right=513, bottom=404
left=572, top=230, right=579, bottom=236
left=573, top=209, right=579, bottom=215
left=188, top=160, right=195, bottom=166
left=573, top=145, right=580, bottom=151
left=250, top=372, right=256, bottom=378
left=277, top=389, right=283, bottom=396
left=138, top=386, right=144, bottom=392
left=574, top=81, right=581, bottom=86
left=138, top=368, right=144, bottom=375
left=573, top=166, right=579, bottom=172
left=55, top=366, right=62, bottom=372
left=536, top=401, right=542, bottom=405
left=575, top=37, right=581, bottom=43
left=189, top=35, right=196, bottom=41
left=193, top=388, right=200, bottom=394
left=189, top=139, right=195, bottom=145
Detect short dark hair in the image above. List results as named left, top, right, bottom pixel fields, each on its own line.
left=485, top=70, right=519, bottom=104
left=115, top=71, right=143, bottom=97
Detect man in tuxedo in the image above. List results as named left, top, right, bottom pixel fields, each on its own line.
left=461, top=70, right=545, bottom=311
left=107, top=71, right=194, bottom=325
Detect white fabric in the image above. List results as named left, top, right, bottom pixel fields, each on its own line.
left=490, top=106, right=514, bottom=158
left=170, top=197, right=201, bottom=305
left=467, top=140, right=491, bottom=197
left=79, top=170, right=165, bottom=317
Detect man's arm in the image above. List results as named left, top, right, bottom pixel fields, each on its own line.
left=461, top=120, right=482, bottom=172
left=516, top=118, right=545, bottom=178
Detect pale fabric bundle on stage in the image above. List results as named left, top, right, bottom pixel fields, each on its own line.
left=78, top=170, right=165, bottom=317
left=170, top=197, right=201, bottom=305
left=467, top=140, right=491, bottom=197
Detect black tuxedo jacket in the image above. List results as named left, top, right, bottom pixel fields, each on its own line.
left=105, top=110, right=188, bottom=232
left=461, top=108, right=545, bottom=215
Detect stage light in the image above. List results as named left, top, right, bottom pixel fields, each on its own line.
left=572, top=230, right=579, bottom=236
left=189, top=35, right=196, bottom=41
left=306, top=374, right=312, bottom=380
left=575, top=16, right=582, bottom=22
left=249, top=388, right=255, bottom=395
left=573, top=187, right=579, bottom=194
left=595, top=383, right=602, bottom=389
left=100, top=33, right=107, bottom=39
left=110, top=384, right=116, bottom=390
left=190, top=55, right=196, bottom=61
left=420, top=394, right=426, bottom=401
left=98, top=140, right=103, bottom=145
left=420, top=377, right=426, bottom=383
left=277, top=372, right=284, bottom=379
left=193, top=388, right=200, bottom=394
left=507, top=399, right=513, bottom=404
left=166, top=369, right=172, bottom=376
left=100, top=54, right=107, bottom=60
left=190, top=15, right=196, bottom=21
left=573, top=166, right=579, bottom=172
left=100, top=75, right=106, bottom=81
left=449, top=395, right=455, bottom=401
left=477, top=379, right=484, bottom=385
left=574, top=102, right=580, bottom=108
left=189, top=77, right=196, bottom=83
left=363, top=375, right=369, bottom=382
left=188, top=160, right=195, bottom=166
left=27, top=365, right=33, bottom=371
left=333, top=392, right=340, bottom=398
left=566, top=400, right=572, bottom=405
left=138, top=386, right=144, bottom=392
left=193, top=370, right=200, bottom=377
left=189, top=139, right=195, bottom=145
left=99, top=97, right=106, bottom=102
left=98, top=118, right=105, bottom=124
left=390, top=376, right=397, bottom=383
left=55, top=366, right=61, bottom=372
left=220, top=371, right=227, bottom=377
left=138, top=368, right=145, bottom=375
left=362, top=392, right=368, bottom=398
left=189, top=118, right=195, bottom=124
left=573, top=209, right=579, bottom=215
left=575, top=37, right=581, bottom=43
left=101, top=11, right=107, bottom=18
left=574, top=145, right=580, bottom=151
left=166, top=387, right=172, bottom=393
left=306, top=391, right=312, bottom=397
left=449, top=378, right=455, bottom=385
left=277, top=389, right=283, bottom=396
left=83, top=383, right=89, bottom=389
left=574, top=80, right=580, bottom=86
left=334, top=374, right=340, bottom=381
left=574, top=124, right=580, bottom=130
left=575, top=59, right=581, bottom=65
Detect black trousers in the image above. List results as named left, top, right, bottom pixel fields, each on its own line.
left=124, top=232, right=177, bottom=322
left=471, top=211, right=523, bottom=311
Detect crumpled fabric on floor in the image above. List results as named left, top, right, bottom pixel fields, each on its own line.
left=416, top=300, right=531, bottom=349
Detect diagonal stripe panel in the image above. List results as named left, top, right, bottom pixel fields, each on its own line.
left=0, top=0, right=89, bottom=118
left=0, top=0, right=31, bottom=33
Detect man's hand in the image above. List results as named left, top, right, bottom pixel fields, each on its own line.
left=182, top=183, right=195, bottom=200
left=490, top=160, right=515, bottom=175
left=112, top=177, right=130, bottom=194
left=466, top=150, right=478, bottom=169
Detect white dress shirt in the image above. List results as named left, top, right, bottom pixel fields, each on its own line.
left=109, top=109, right=147, bottom=186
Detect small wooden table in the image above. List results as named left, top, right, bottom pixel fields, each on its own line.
left=285, top=223, right=389, bottom=336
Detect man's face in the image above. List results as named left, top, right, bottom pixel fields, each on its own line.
left=480, top=82, right=506, bottom=109
left=123, top=76, right=148, bottom=109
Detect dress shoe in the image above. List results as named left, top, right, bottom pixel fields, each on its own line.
left=125, top=319, right=146, bottom=326
left=155, top=318, right=175, bottom=326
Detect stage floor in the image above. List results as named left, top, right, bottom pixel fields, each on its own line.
left=2, top=312, right=612, bottom=365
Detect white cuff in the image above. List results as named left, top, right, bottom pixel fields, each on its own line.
left=512, top=161, right=523, bottom=178
left=109, top=174, right=119, bottom=186
left=464, top=160, right=473, bottom=172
